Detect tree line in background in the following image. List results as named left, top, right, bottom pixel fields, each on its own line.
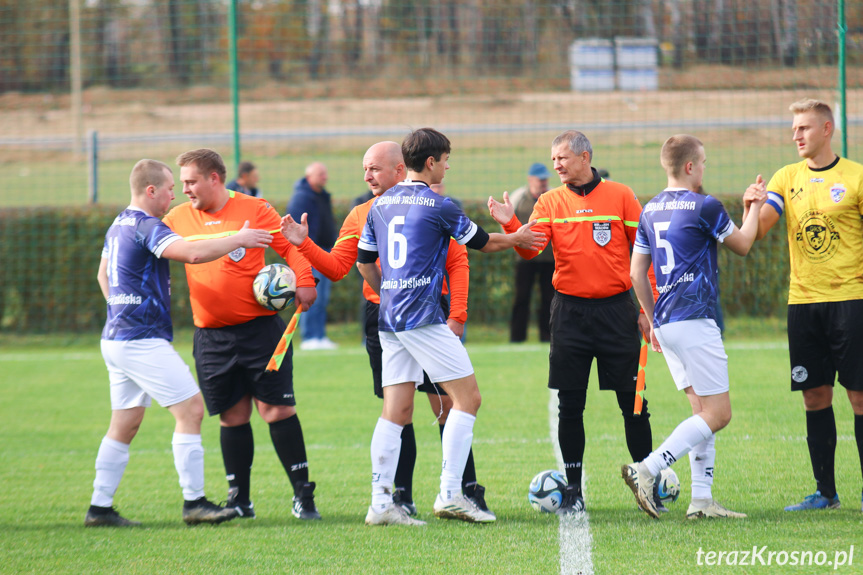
left=0, top=0, right=859, bottom=93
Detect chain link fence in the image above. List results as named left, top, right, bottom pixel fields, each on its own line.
left=1, top=0, right=861, bottom=334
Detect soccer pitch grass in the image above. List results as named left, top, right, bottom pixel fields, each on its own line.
left=2, top=327, right=862, bottom=574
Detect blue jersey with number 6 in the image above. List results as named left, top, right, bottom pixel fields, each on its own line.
left=358, top=181, right=478, bottom=332
left=634, top=189, right=733, bottom=327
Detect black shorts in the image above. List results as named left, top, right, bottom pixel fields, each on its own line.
left=193, top=314, right=295, bottom=415
left=548, top=290, right=640, bottom=391
left=787, top=299, right=863, bottom=392
left=365, top=300, right=448, bottom=399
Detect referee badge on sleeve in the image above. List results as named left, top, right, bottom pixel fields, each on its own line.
left=593, top=222, right=611, bottom=246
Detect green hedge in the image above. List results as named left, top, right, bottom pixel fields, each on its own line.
left=0, top=197, right=789, bottom=335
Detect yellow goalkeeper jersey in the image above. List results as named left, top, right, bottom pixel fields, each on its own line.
left=766, top=157, right=863, bottom=304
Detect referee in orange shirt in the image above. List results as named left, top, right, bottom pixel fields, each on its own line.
left=489, top=130, right=655, bottom=514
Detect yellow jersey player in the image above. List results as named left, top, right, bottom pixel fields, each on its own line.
left=748, top=98, right=863, bottom=512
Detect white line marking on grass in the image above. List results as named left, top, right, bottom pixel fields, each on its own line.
left=549, top=389, right=594, bottom=575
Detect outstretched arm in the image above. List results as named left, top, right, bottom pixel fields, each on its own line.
left=478, top=220, right=546, bottom=253
left=743, top=175, right=781, bottom=240
left=357, top=262, right=381, bottom=295
left=724, top=184, right=767, bottom=256
left=630, top=251, right=660, bottom=352
left=487, top=191, right=516, bottom=226
left=162, top=221, right=273, bottom=264
left=280, top=213, right=309, bottom=246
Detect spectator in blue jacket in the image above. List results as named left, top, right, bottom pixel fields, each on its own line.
left=288, top=162, right=338, bottom=350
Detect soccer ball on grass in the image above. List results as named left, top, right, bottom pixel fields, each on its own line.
left=528, top=469, right=567, bottom=513
left=253, top=264, right=296, bottom=311
left=655, top=468, right=680, bottom=505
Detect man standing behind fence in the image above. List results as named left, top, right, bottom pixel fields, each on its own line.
left=747, top=99, right=863, bottom=512
left=288, top=162, right=338, bottom=350
left=508, top=162, right=554, bottom=343
left=226, top=161, right=261, bottom=198
left=488, top=130, right=656, bottom=514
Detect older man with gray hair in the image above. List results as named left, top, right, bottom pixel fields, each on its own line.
left=288, top=162, right=338, bottom=350
left=489, top=130, right=657, bottom=514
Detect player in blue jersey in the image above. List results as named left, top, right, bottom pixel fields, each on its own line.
left=356, top=128, right=545, bottom=525
left=86, top=159, right=272, bottom=527
left=620, top=135, right=766, bottom=519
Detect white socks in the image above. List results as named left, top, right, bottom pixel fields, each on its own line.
left=440, top=410, right=476, bottom=500
left=689, top=433, right=716, bottom=499
left=172, top=433, right=205, bottom=501
left=370, top=417, right=403, bottom=511
left=644, top=415, right=712, bottom=477
left=91, top=436, right=130, bottom=507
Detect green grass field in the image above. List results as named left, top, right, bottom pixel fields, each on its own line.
left=2, top=323, right=861, bottom=574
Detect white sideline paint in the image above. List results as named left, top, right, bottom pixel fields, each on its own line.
left=549, top=389, right=594, bottom=575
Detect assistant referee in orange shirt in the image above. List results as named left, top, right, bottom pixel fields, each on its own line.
left=164, top=149, right=321, bottom=521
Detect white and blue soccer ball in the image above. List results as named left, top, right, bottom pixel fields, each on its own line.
left=253, top=264, right=296, bottom=311
left=656, top=468, right=681, bottom=504
left=528, top=469, right=568, bottom=513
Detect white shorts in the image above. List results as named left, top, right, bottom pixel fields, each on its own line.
left=653, top=319, right=729, bottom=397
left=101, top=338, right=200, bottom=410
left=379, top=323, right=474, bottom=388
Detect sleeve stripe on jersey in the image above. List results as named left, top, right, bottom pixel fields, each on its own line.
left=766, top=191, right=784, bottom=216
left=334, top=234, right=360, bottom=246
left=154, top=234, right=182, bottom=258
left=550, top=215, right=637, bottom=226
left=716, top=221, right=734, bottom=243
left=455, top=221, right=479, bottom=246
left=357, top=238, right=377, bottom=252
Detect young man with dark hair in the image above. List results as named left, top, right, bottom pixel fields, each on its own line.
left=356, top=128, right=544, bottom=525
left=281, top=141, right=493, bottom=516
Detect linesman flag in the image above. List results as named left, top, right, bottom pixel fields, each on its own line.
left=266, top=308, right=302, bottom=372
left=633, top=335, right=648, bottom=416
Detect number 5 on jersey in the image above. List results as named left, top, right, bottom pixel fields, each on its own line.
left=653, top=221, right=674, bottom=275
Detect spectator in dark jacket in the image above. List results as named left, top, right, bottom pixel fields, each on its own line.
left=288, top=162, right=338, bottom=350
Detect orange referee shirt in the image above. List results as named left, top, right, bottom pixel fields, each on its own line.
left=295, top=197, right=470, bottom=324
left=163, top=191, right=315, bottom=328
left=504, top=180, right=643, bottom=299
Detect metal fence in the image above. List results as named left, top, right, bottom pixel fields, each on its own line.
left=1, top=0, right=860, bottom=334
